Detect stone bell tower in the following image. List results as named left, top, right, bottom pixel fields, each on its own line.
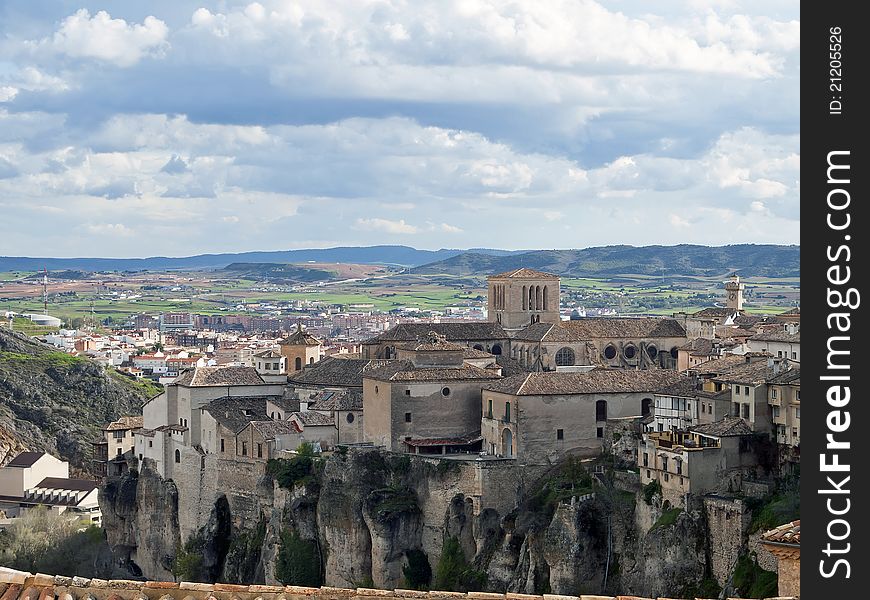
left=487, top=268, right=560, bottom=331
left=725, top=275, right=745, bottom=311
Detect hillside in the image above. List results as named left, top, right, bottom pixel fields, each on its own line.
left=412, top=244, right=800, bottom=278
left=0, top=246, right=521, bottom=272
left=0, top=328, right=159, bottom=471
left=221, top=263, right=340, bottom=282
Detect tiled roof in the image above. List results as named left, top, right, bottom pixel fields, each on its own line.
left=307, top=389, right=363, bottom=411
left=289, top=357, right=393, bottom=388
left=712, top=360, right=777, bottom=385
left=363, top=322, right=508, bottom=343
left=404, top=434, right=482, bottom=447
left=33, top=477, right=97, bottom=493
left=761, top=519, right=800, bottom=545
left=203, top=396, right=270, bottom=434
left=461, top=347, right=495, bottom=359
left=253, top=349, right=283, bottom=359
left=246, top=419, right=300, bottom=438
left=403, top=331, right=467, bottom=352
left=0, top=567, right=795, bottom=600
left=364, top=360, right=502, bottom=382
left=280, top=325, right=321, bottom=347
left=494, top=355, right=531, bottom=377
left=489, top=268, right=559, bottom=279
left=767, top=368, right=801, bottom=386
left=690, top=354, right=754, bottom=374
left=690, top=416, right=753, bottom=437
left=5, top=452, right=46, bottom=468
left=104, top=416, right=144, bottom=431
left=512, top=322, right=584, bottom=343
left=173, top=366, right=265, bottom=387
left=290, top=411, right=334, bottom=426
left=561, top=317, right=687, bottom=339
left=749, top=330, right=800, bottom=343
left=484, top=369, right=683, bottom=396
left=656, top=377, right=701, bottom=398
left=691, top=307, right=738, bottom=319
left=678, top=337, right=714, bottom=354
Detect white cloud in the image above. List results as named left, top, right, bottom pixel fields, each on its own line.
left=354, top=218, right=419, bottom=234
left=41, top=9, right=169, bottom=67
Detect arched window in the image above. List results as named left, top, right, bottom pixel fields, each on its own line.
left=174, top=449, right=181, bottom=463
left=522, top=286, right=527, bottom=310
left=670, top=347, right=680, bottom=360
left=295, top=357, right=302, bottom=370
left=543, top=286, right=548, bottom=311
left=596, top=400, right=608, bottom=421
left=502, top=428, right=513, bottom=457
left=535, top=286, right=542, bottom=310
left=642, top=398, right=653, bottom=416
left=604, top=345, right=617, bottom=360
left=309, top=357, right=315, bottom=364
left=529, top=287, right=534, bottom=312
left=491, top=343, right=502, bottom=356
left=555, top=347, right=575, bottom=366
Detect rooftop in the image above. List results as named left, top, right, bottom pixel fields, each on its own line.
left=289, top=357, right=393, bottom=388
left=690, top=416, right=754, bottom=437
left=289, top=411, right=334, bottom=427
left=4, top=452, right=47, bottom=468
left=512, top=321, right=584, bottom=343
left=280, top=323, right=322, bottom=347
left=561, top=317, right=687, bottom=339
left=104, top=416, right=144, bottom=431
left=363, top=322, right=508, bottom=343
left=307, top=389, right=363, bottom=411
left=489, top=267, right=559, bottom=279
left=485, top=369, right=683, bottom=396
left=203, top=396, right=270, bottom=434
left=364, top=360, right=501, bottom=382
left=32, top=477, right=98, bottom=493
left=173, top=366, right=266, bottom=387
left=761, top=519, right=800, bottom=546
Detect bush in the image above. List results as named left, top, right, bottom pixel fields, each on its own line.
left=650, top=508, right=682, bottom=531
left=433, top=536, right=487, bottom=592
left=747, top=489, right=800, bottom=533
left=275, top=529, right=321, bottom=586
left=367, top=486, right=420, bottom=523
left=642, top=479, right=662, bottom=505
left=267, top=457, right=315, bottom=490
left=733, top=553, right=777, bottom=598
left=172, top=535, right=206, bottom=582
left=403, top=549, right=432, bottom=590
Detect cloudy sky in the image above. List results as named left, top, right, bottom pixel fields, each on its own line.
left=0, top=1, right=799, bottom=258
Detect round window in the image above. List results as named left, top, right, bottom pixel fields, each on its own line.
left=670, top=347, right=679, bottom=360
left=442, top=387, right=451, bottom=397
left=646, top=345, right=658, bottom=359
left=604, top=345, right=617, bottom=360
left=624, top=345, right=637, bottom=359
left=346, top=413, right=355, bottom=424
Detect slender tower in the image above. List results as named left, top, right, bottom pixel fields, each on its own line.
left=42, top=268, right=48, bottom=315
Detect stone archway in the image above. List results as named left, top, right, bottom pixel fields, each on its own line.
left=502, top=428, right=513, bottom=457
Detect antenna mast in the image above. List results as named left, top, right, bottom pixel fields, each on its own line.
left=42, top=267, right=48, bottom=315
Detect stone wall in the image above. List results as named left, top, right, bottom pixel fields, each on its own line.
left=0, top=567, right=798, bottom=600
left=703, top=496, right=748, bottom=587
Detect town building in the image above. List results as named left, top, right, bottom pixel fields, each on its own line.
left=279, top=323, right=322, bottom=374
left=481, top=369, right=682, bottom=463
left=746, top=325, right=800, bottom=362
left=638, top=416, right=760, bottom=507
left=760, top=520, right=800, bottom=599
left=252, top=349, right=287, bottom=383
left=92, top=415, right=144, bottom=477
left=767, top=368, right=801, bottom=449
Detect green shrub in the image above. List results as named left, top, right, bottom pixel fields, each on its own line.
left=403, top=549, right=432, bottom=590
left=172, top=536, right=206, bottom=582
left=367, top=486, right=420, bottom=522
left=275, top=529, right=321, bottom=586
left=642, top=479, right=662, bottom=505
left=747, top=490, right=800, bottom=534
left=267, top=457, right=315, bottom=489
left=733, top=553, right=777, bottom=598
left=433, top=536, right=487, bottom=592
left=650, top=508, right=682, bottom=531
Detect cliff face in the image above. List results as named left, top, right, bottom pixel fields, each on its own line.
left=0, top=328, right=154, bottom=470
left=101, top=449, right=720, bottom=598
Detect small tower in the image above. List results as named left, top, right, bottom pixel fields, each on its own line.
left=279, top=322, right=322, bottom=374
left=724, top=275, right=745, bottom=311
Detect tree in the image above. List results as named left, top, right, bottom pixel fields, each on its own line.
left=0, top=508, right=95, bottom=573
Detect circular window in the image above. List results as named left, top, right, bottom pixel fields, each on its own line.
left=646, top=345, right=658, bottom=359
left=670, top=347, right=679, bottom=360
left=442, top=387, right=451, bottom=397
left=555, top=347, right=575, bottom=366
left=346, top=413, right=355, bottom=424
left=624, top=345, right=637, bottom=359
left=604, top=345, right=617, bottom=360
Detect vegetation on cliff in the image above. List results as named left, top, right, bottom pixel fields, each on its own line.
left=275, top=529, right=322, bottom=587
left=0, top=328, right=154, bottom=470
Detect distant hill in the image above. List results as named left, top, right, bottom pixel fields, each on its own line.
left=0, top=328, right=158, bottom=472
left=412, top=245, right=800, bottom=278
left=221, top=263, right=339, bottom=282
left=0, top=246, right=522, bottom=272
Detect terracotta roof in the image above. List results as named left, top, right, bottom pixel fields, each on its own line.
left=289, top=356, right=392, bottom=388
left=691, top=307, right=738, bottom=319
left=690, top=354, right=754, bottom=375
left=245, top=419, right=300, bottom=438
left=512, top=322, right=584, bottom=343
left=768, top=368, right=801, bottom=386
left=761, top=520, right=800, bottom=545
left=561, top=317, right=687, bottom=339
left=203, top=396, right=270, bottom=433
left=656, top=377, right=701, bottom=398
left=173, top=366, right=265, bottom=387
left=0, top=567, right=794, bottom=600
left=484, top=369, right=683, bottom=396
left=690, top=416, right=753, bottom=437
left=678, top=337, right=714, bottom=354
left=253, top=349, right=283, bottom=359
left=489, top=268, right=559, bottom=279
left=104, top=416, right=144, bottom=431
left=364, top=360, right=502, bottom=382
left=279, top=324, right=321, bottom=347
left=307, top=389, right=363, bottom=411
left=749, top=330, right=800, bottom=343
left=712, top=361, right=777, bottom=385
left=5, top=452, right=47, bottom=468
left=290, top=411, right=334, bottom=426
left=363, top=322, right=508, bottom=343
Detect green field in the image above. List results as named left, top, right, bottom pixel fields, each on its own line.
left=0, top=269, right=799, bottom=325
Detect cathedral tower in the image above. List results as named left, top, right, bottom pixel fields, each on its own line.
left=487, top=268, right=560, bottom=331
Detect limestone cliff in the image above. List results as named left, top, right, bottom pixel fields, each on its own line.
left=101, top=449, right=729, bottom=598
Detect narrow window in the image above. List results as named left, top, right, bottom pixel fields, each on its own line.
left=643, top=452, right=649, bottom=467
left=405, top=412, right=412, bottom=423
left=220, top=438, right=225, bottom=452
left=174, top=449, right=180, bottom=463
left=257, top=443, right=263, bottom=458
left=242, top=441, right=248, bottom=456
left=597, top=427, right=604, bottom=438
left=556, top=429, right=564, bottom=440
left=487, top=399, right=493, bottom=418
left=504, top=402, right=511, bottom=421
